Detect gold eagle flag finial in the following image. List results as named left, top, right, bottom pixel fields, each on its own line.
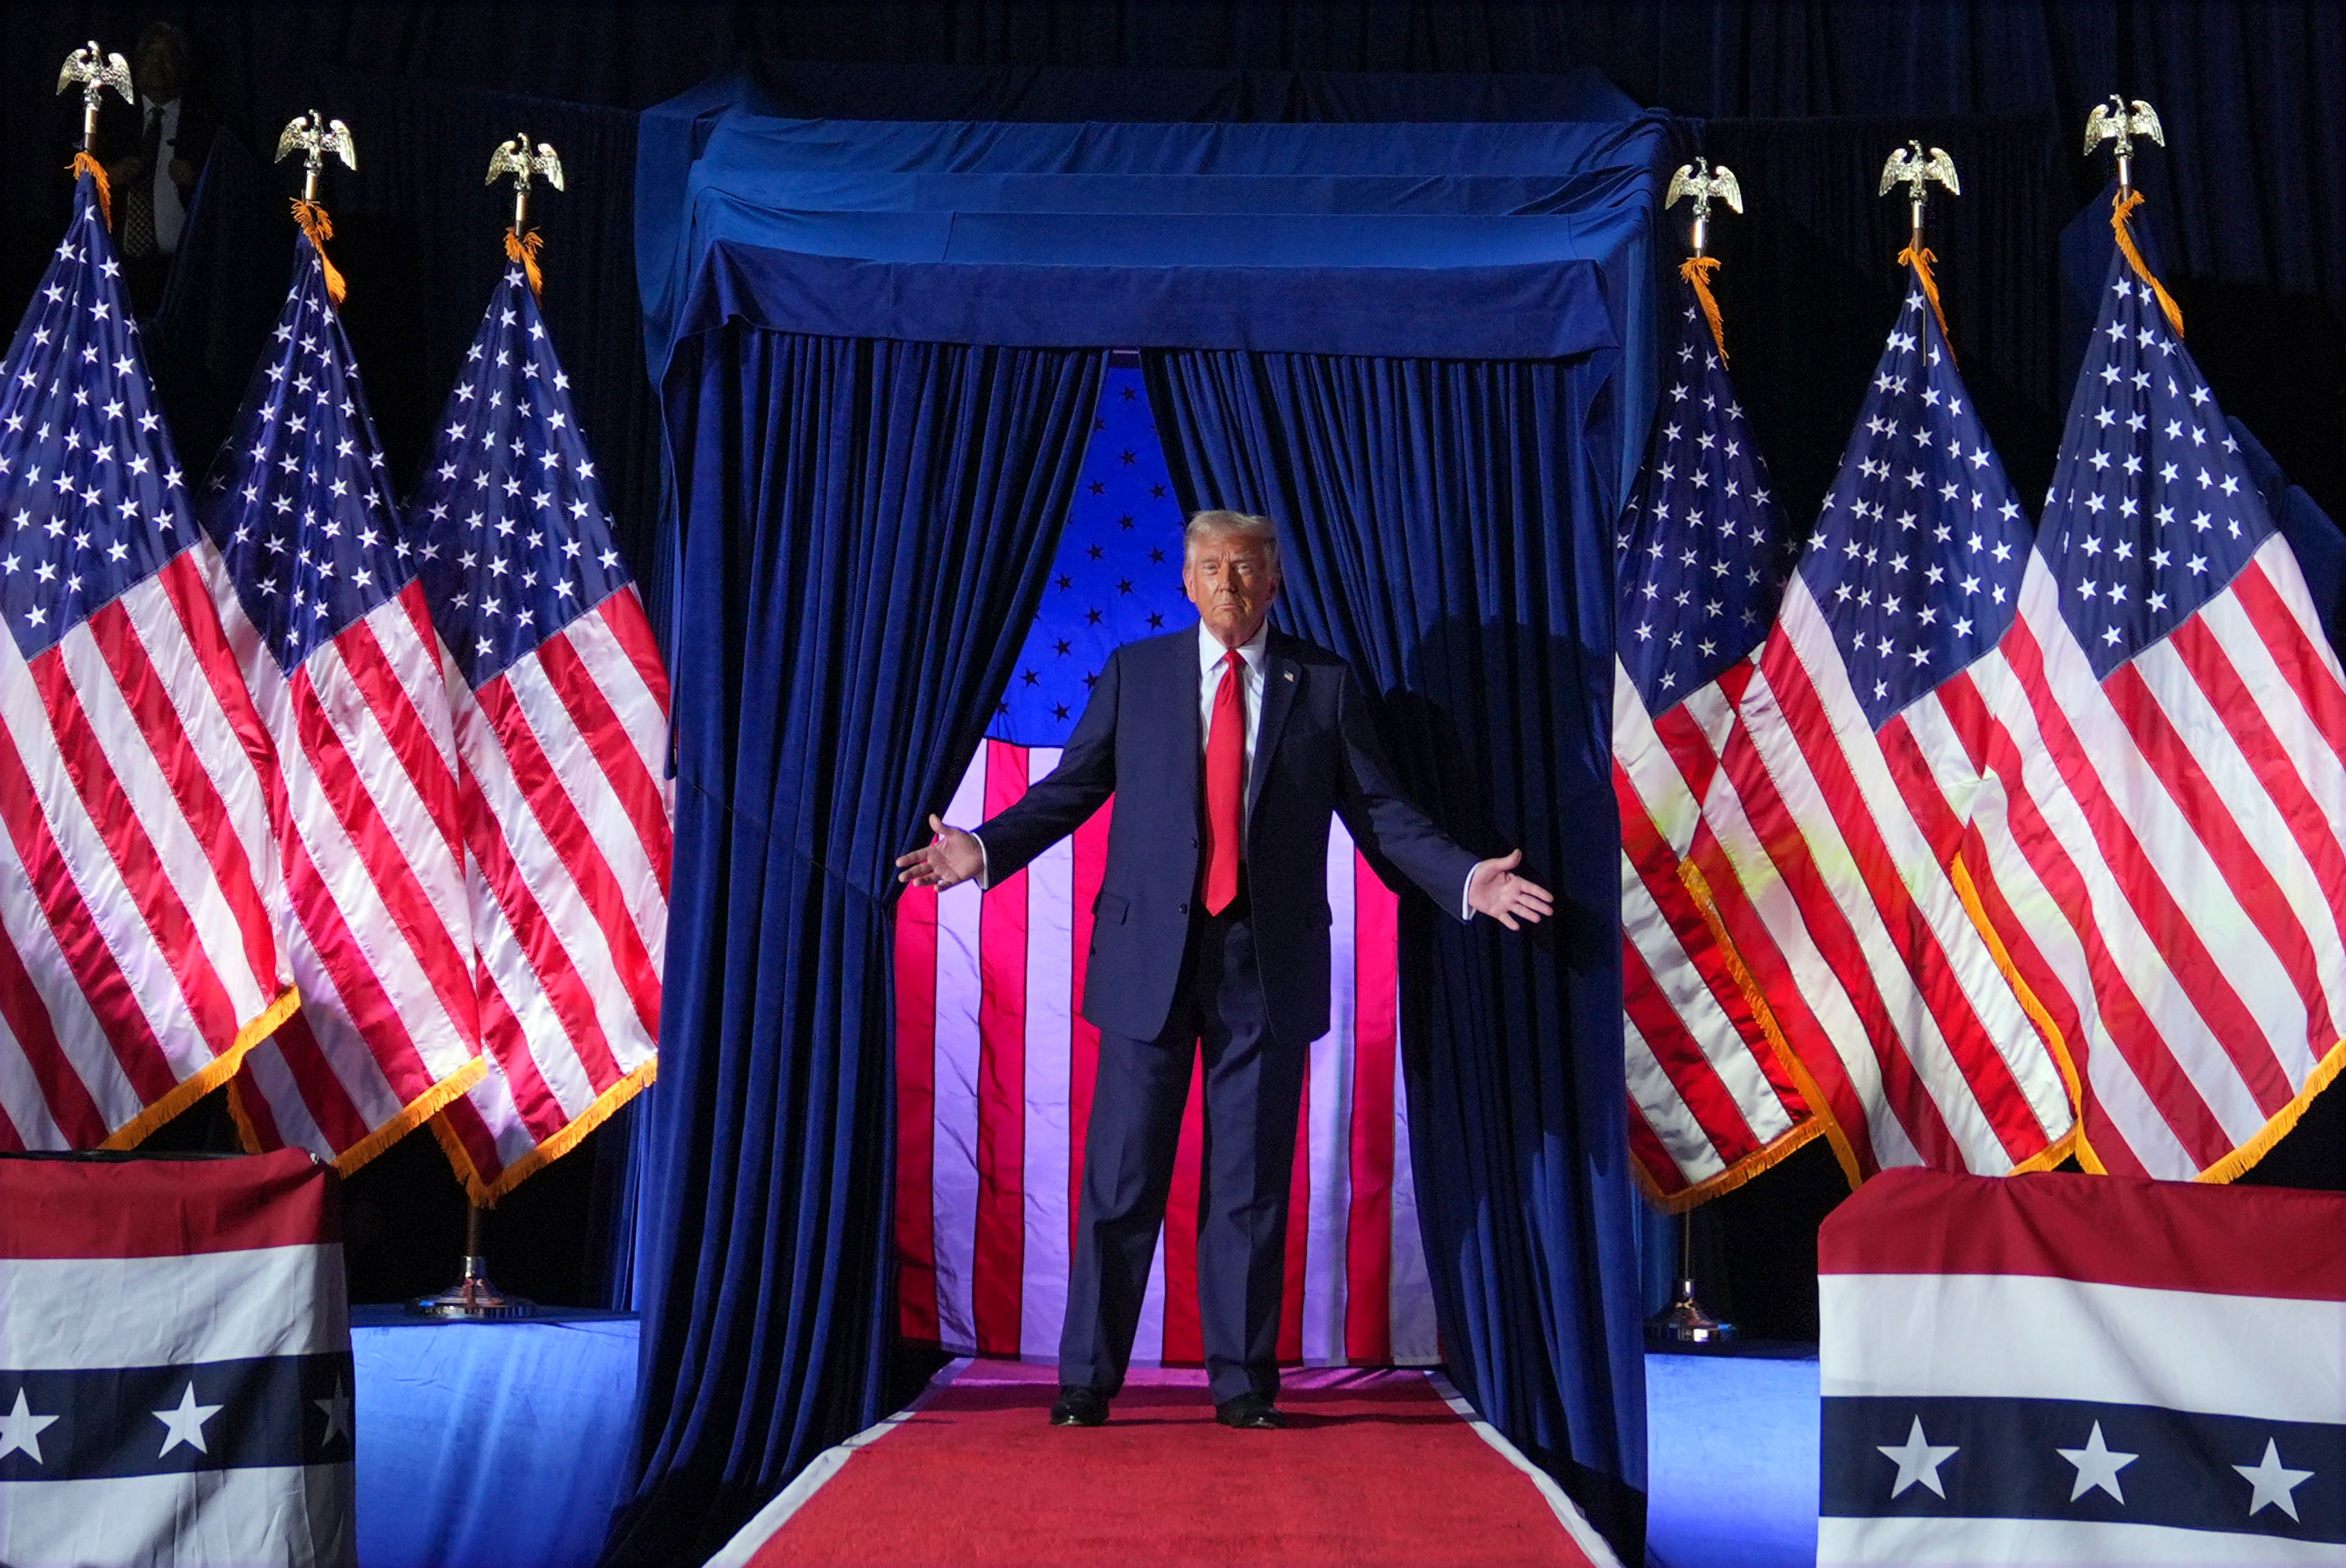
left=2085, top=95, right=2166, bottom=195
left=486, top=134, right=566, bottom=297
left=1880, top=141, right=1960, bottom=345
left=2086, top=97, right=2182, bottom=336
left=276, top=111, right=358, bottom=203
left=486, top=133, right=566, bottom=233
left=276, top=112, right=359, bottom=306
left=1880, top=140, right=1959, bottom=249
left=1665, top=162, right=1745, bottom=360
left=1665, top=161, right=1744, bottom=258
left=56, top=42, right=133, bottom=153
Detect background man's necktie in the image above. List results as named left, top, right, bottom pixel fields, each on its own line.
left=1202, top=649, right=1245, bottom=913
left=122, top=106, right=163, bottom=260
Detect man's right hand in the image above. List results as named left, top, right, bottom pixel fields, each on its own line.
left=895, top=814, right=985, bottom=891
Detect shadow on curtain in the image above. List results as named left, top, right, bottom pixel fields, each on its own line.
left=1145, top=349, right=1647, bottom=1552
left=604, top=330, right=1104, bottom=1565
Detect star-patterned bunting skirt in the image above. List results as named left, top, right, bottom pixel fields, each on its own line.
left=1819, top=1168, right=2342, bottom=1563
left=0, top=1150, right=355, bottom=1567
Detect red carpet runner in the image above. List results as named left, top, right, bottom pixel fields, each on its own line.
left=710, top=1359, right=1618, bottom=1567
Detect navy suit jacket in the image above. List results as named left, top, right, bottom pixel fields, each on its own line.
left=975, top=625, right=1479, bottom=1048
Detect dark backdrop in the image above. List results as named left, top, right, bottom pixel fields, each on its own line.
left=5, top=0, right=2342, bottom=1403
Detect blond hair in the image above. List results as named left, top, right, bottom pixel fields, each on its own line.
left=1183, top=509, right=1282, bottom=578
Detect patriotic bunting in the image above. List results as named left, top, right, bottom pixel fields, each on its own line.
left=1821, top=1169, right=2345, bottom=1563
left=0, top=1149, right=356, bottom=1567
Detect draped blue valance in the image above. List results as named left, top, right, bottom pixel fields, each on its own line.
left=635, top=76, right=1671, bottom=493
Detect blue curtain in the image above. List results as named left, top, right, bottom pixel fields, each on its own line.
left=1144, top=349, right=1646, bottom=1552
left=605, top=329, right=1104, bottom=1565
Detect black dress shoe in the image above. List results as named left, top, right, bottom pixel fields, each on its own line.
left=1050, top=1386, right=1109, bottom=1427
left=1214, top=1393, right=1285, bottom=1430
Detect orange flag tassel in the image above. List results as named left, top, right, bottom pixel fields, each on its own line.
left=68, top=151, right=112, bottom=228
left=505, top=227, right=546, bottom=300
left=290, top=198, right=348, bottom=307
left=1896, top=242, right=1954, bottom=358
left=1680, top=255, right=1728, bottom=363
left=2111, top=189, right=2185, bottom=337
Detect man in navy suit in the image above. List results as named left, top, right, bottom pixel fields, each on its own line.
left=897, top=510, right=1551, bottom=1429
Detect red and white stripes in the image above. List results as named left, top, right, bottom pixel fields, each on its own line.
left=227, top=582, right=485, bottom=1168
left=1692, top=578, right=2074, bottom=1181
left=0, top=546, right=291, bottom=1150
left=1978, top=541, right=2346, bottom=1179
left=431, top=592, right=671, bottom=1202
left=1614, top=659, right=1819, bottom=1206
left=896, top=740, right=1434, bottom=1366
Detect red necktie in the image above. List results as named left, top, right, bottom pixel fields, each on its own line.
left=1202, top=649, right=1246, bottom=914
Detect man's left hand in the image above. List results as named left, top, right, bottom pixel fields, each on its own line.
left=1467, top=850, right=1554, bottom=931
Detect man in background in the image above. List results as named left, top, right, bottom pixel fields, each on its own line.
left=104, top=23, right=211, bottom=318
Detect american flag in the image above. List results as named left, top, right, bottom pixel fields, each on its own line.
left=408, top=263, right=670, bottom=1203
left=202, top=225, right=485, bottom=1169
left=1695, top=266, right=2075, bottom=1180
left=0, top=177, right=291, bottom=1152
left=895, top=360, right=1438, bottom=1366
left=1976, top=242, right=2346, bottom=1180
left=1612, top=276, right=1818, bottom=1208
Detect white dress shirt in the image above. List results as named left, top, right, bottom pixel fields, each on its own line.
left=974, top=618, right=1485, bottom=917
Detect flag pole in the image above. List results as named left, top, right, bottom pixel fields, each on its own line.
left=410, top=132, right=572, bottom=1324
left=1645, top=160, right=1744, bottom=1348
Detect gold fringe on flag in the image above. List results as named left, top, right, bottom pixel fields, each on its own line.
left=1677, top=858, right=1866, bottom=1193
left=1680, top=254, right=1728, bottom=364
left=2111, top=189, right=2185, bottom=337
left=1896, top=242, right=1954, bottom=356
left=69, top=150, right=111, bottom=228
left=505, top=226, right=546, bottom=300
left=290, top=198, right=348, bottom=307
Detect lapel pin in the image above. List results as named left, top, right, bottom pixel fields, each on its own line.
left=1282, top=669, right=1296, bottom=682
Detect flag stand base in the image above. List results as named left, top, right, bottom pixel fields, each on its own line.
left=1647, top=1275, right=1734, bottom=1345
left=1646, top=1211, right=1734, bottom=1345
left=408, top=1201, right=536, bottom=1321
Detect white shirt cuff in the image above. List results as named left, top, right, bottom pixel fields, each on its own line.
left=975, top=833, right=992, bottom=891
left=1461, top=861, right=1481, bottom=921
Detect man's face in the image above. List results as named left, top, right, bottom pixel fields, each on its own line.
left=136, top=41, right=185, bottom=101
left=1183, top=530, right=1279, bottom=648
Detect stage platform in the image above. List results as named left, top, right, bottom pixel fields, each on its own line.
left=351, top=1313, right=1817, bottom=1568
left=352, top=1307, right=640, bottom=1568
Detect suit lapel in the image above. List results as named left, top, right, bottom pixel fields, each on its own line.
left=1247, top=631, right=1299, bottom=822
left=1174, top=630, right=1202, bottom=808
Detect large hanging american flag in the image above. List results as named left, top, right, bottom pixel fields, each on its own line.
left=1976, top=221, right=2346, bottom=1180
left=1695, top=263, right=2075, bottom=1181
left=894, top=361, right=1437, bottom=1366
left=1612, top=273, right=1818, bottom=1208
left=409, top=260, right=670, bottom=1203
left=0, top=177, right=292, bottom=1151
left=202, top=224, right=485, bottom=1170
